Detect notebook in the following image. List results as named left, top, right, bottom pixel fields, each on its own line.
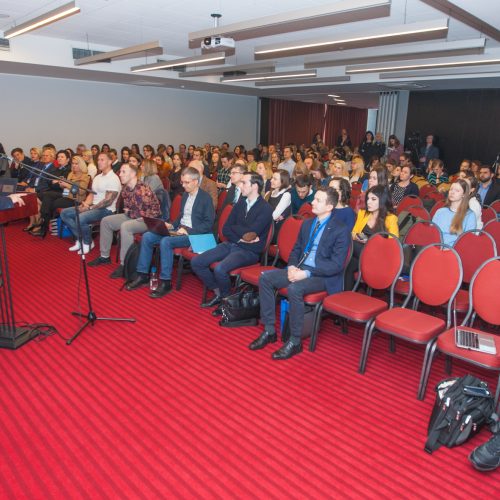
left=188, top=233, right=217, bottom=254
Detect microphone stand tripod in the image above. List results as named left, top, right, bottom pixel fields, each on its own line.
left=1, top=154, right=136, bottom=345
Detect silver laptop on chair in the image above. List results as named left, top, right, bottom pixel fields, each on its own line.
left=453, top=309, right=496, bottom=355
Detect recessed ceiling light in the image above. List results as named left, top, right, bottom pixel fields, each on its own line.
left=328, top=94, right=340, bottom=97
left=131, top=52, right=225, bottom=72
left=220, top=69, right=316, bottom=83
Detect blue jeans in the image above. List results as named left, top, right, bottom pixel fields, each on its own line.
left=191, top=242, right=259, bottom=296
left=137, top=231, right=190, bottom=280
left=60, top=206, right=113, bottom=244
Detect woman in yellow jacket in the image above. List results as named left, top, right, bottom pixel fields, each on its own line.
left=345, top=185, right=399, bottom=290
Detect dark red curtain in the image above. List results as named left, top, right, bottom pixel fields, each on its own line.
left=324, top=105, right=368, bottom=150
left=267, top=99, right=326, bottom=147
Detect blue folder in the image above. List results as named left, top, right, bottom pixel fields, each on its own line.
left=188, top=233, right=217, bottom=254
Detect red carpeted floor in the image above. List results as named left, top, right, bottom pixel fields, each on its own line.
left=0, top=221, right=498, bottom=498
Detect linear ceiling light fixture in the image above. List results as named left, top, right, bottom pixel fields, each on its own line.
left=188, top=0, right=391, bottom=48
left=179, top=61, right=276, bottom=78
left=347, top=57, right=500, bottom=74
left=4, top=1, right=80, bottom=39
left=220, top=70, right=316, bottom=83
left=131, top=52, right=225, bottom=73
left=75, top=41, right=163, bottom=66
left=304, top=38, right=486, bottom=68
left=254, top=18, right=449, bottom=59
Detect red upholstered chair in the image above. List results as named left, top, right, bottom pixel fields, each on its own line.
left=395, top=222, right=442, bottom=297
left=419, top=184, right=438, bottom=199
left=484, top=219, right=500, bottom=250
left=297, top=203, right=314, bottom=219
left=482, top=205, right=498, bottom=225
left=396, top=195, right=423, bottom=215
left=216, top=191, right=227, bottom=215
left=426, top=191, right=446, bottom=204
left=317, top=233, right=403, bottom=353
left=490, top=200, right=500, bottom=213
left=161, top=177, right=171, bottom=192
left=429, top=199, right=446, bottom=219
left=451, top=230, right=497, bottom=313
left=420, top=257, right=500, bottom=405
left=406, top=204, right=430, bottom=221
left=360, top=244, right=463, bottom=399
left=239, top=216, right=303, bottom=286
left=169, top=194, right=182, bottom=223
left=175, top=204, right=233, bottom=291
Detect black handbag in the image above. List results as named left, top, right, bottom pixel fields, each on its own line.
left=219, top=287, right=260, bottom=327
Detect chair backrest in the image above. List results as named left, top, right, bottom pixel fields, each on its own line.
left=452, top=230, right=497, bottom=284
left=466, top=257, right=500, bottom=326
left=429, top=199, right=446, bottom=219
left=277, top=216, right=304, bottom=264
left=404, top=221, right=442, bottom=246
left=217, top=204, right=233, bottom=242
left=406, top=204, right=431, bottom=221
left=217, top=190, right=228, bottom=214
left=261, top=223, right=275, bottom=265
left=169, top=194, right=182, bottom=222
left=482, top=205, right=497, bottom=225
left=426, top=191, right=446, bottom=203
left=484, top=219, right=500, bottom=250
left=297, top=202, right=314, bottom=219
left=359, top=233, right=403, bottom=299
left=408, top=244, right=462, bottom=313
left=155, top=188, right=171, bottom=221
left=490, top=199, right=500, bottom=213
left=397, top=195, right=423, bottom=215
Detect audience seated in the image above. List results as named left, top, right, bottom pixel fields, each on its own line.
left=291, top=175, right=315, bottom=214
left=190, top=160, right=218, bottom=210
left=265, top=169, right=291, bottom=242
left=345, top=185, right=399, bottom=291
left=126, top=167, right=214, bottom=298
left=477, top=165, right=500, bottom=206
left=169, top=153, right=185, bottom=200
left=88, top=163, right=161, bottom=278
left=427, top=159, right=448, bottom=186
left=33, top=155, right=90, bottom=237
left=328, top=177, right=355, bottom=231
left=431, top=179, right=476, bottom=246
left=191, top=172, right=273, bottom=314
left=60, top=152, right=121, bottom=255
left=249, top=187, right=350, bottom=360
left=390, top=165, right=419, bottom=209
left=458, top=169, right=483, bottom=230
left=255, top=161, right=272, bottom=194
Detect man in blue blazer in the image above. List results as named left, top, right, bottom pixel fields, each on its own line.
left=191, top=172, right=273, bottom=315
left=250, top=186, right=351, bottom=360
left=126, top=167, right=214, bottom=297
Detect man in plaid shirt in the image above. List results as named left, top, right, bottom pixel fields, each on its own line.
left=88, top=162, right=161, bottom=278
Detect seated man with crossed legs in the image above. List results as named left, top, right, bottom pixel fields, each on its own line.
left=250, top=187, right=351, bottom=360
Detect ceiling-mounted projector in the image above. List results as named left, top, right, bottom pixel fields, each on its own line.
left=202, top=36, right=235, bottom=51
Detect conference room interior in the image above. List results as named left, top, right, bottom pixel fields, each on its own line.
left=1, top=1, right=499, bottom=497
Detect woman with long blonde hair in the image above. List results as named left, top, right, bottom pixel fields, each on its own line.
left=431, top=179, right=476, bottom=245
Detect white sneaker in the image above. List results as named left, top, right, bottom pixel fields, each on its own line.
left=78, top=241, right=95, bottom=255
left=69, top=241, right=81, bottom=252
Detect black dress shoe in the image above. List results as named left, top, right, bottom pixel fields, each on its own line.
left=211, top=306, right=223, bottom=317
left=271, top=341, right=303, bottom=360
left=125, top=274, right=149, bottom=291
left=201, top=295, right=222, bottom=308
left=150, top=280, right=172, bottom=298
left=249, top=331, right=277, bottom=350
left=109, top=265, right=124, bottom=279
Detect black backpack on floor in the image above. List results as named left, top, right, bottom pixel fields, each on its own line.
left=121, top=241, right=140, bottom=288
left=424, top=374, right=498, bottom=454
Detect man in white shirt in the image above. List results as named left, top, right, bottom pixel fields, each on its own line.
left=278, top=146, right=296, bottom=177
left=60, top=152, right=121, bottom=254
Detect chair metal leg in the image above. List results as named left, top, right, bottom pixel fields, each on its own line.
left=308, top=304, right=323, bottom=352
left=341, top=317, right=348, bottom=334
left=445, top=355, right=452, bottom=374
left=494, top=373, right=500, bottom=412
left=115, top=232, right=121, bottom=263
left=201, top=285, right=208, bottom=305
left=175, top=256, right=184, bottom=290
left=418, top=340, right=438, bottom=400
left=389, top=335, right=396, bottom=353
left=359, top=320, right=376, bottom=374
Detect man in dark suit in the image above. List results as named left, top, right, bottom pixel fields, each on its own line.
left=419, top=134, right=439, bottom=170
left=191, top=172, right=274, bottom=315
left=126, top=167, right=215, bottom=298
left=250, top=186, right=351, bottom=360
left=478, top=165, right=500, bottom=206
